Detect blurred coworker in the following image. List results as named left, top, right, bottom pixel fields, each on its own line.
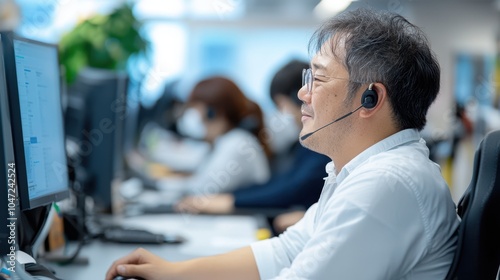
left=176, top=60, right=330, bottom=218
left=158, top=76, right=271, bottom=196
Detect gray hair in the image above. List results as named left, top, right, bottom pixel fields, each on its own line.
left=309, top=8, right=440, bottom=131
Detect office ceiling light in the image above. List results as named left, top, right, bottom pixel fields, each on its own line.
left=134, top=0, right=186, bottom=19
left=188, top=0, right=245, bottom=20
left=314, top=0, right=353, bottom=20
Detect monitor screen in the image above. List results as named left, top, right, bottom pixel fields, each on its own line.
left=2, top=33, right=69, bottom=210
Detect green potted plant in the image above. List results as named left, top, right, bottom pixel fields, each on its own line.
left=58, top=4, right=148, bottom=84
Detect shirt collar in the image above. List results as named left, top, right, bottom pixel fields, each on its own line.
left=324, top=161, right=336, bottom=181
left=328, top=128, right=421, bottom=183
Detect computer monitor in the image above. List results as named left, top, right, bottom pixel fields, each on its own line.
left=0, top=34, right=70, bottom=280
left=65, top=68, right=128, bottom=213
left=1, top=32, right=69, bottom=211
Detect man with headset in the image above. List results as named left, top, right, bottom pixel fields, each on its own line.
left=106, top=8, right=459, bottom=280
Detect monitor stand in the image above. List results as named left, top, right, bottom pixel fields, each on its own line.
left=32, top=203, right=90, bottom=267
left=1, top=250, right=58, bottom=280
left=13, top=205, right=60, bottom=279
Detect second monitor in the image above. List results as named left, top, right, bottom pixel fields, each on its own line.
left=65, top=68, right=128, bottom=214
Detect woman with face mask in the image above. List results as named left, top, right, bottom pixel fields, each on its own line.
left=160, top=76, right=271, bottom=197
left=176, top=60, right=330, bottom=230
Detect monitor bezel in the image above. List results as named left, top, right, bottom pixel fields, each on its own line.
left=0, top=33, right=14, bottom=256
left=1, top=32, right=69, bottom=210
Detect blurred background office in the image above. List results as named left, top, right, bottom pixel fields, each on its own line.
left=4, top=0, right=500, bottom=205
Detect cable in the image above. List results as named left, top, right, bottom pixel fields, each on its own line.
left=39, top=194, right=88, bottom=266
left=52, top=208, right=86, bottom=266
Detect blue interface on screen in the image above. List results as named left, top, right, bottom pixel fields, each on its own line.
left=13, top=39, right=68, bottom=200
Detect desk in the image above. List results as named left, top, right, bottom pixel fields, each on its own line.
left=49, top=214, right=262, bottom=280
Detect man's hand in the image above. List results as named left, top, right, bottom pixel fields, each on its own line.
left=106, top=246, right=259, bottom=280
left=105, top=248, right=175, bottom=280
left=175, top=194, right=235, bottom=214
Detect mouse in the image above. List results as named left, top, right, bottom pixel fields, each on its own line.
left=113, top=276, right=145, bottom=280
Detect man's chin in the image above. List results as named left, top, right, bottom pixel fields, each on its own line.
left=299, top=139, right=322, bottom=156
left=299, top=132, right=312, bottom=146
left=299, top=128, right=324, bottom=151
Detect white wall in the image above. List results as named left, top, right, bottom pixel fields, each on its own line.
left=184, top=20, right=319, bottom=112
left=406, top=1, right=498, bottom=137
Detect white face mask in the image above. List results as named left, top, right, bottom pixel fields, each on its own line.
left=177, top=108, right=206, bottom=139
left=267, top=110, right=300, bottom=154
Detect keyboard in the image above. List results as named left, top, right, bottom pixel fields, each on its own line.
left=102, top=228, right=166, bottom=244
left=140, top=204, right=174, bottom=214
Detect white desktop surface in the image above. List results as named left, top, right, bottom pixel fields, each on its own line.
left=49, top=214, right=260, bottom=280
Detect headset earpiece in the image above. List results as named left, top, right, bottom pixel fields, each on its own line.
left=206, top=107, right=216, bottom=119
left=361, top=83, right=378, bottom=109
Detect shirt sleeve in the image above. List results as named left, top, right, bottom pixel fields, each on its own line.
left=251, top=203, right=318, bottom=279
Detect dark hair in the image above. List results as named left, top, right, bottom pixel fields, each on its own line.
left=188, top=76, right=271, bottom=157
left=309, top=8, right=440, bottom=131
left=270, top=59, right=309, bottom=106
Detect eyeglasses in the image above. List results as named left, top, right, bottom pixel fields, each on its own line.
left=302, top=68, right=350, bottom=93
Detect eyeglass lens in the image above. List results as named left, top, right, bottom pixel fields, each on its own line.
left=302, top=68, right=312, bottom=92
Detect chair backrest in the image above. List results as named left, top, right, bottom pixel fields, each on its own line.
left=445, top=130, right=500, bottom=280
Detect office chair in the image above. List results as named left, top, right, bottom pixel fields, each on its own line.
left=445, top=130, right=500, bottom=280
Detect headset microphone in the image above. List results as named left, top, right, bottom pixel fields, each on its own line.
left=300, top=105, right=363, bottom=141
left=300, top=83, right=377, bottom=141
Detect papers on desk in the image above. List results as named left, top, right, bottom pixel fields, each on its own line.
left=119, top=214, right=259, bottom=257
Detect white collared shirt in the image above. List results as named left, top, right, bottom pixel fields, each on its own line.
left=251, top=129, right=460, bottom=280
